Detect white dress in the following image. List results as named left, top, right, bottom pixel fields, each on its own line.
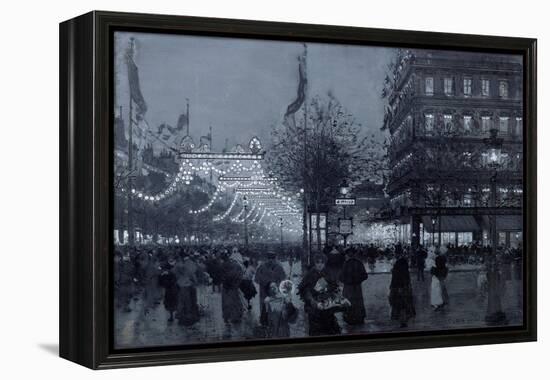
left=430, top=274, right=444, bottom=307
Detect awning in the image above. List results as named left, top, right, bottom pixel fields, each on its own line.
left=482, top=215, right=522, bottom=231
left=422, top=215, right=481, bottom=233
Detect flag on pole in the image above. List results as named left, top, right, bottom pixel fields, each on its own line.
left=285, top=46, right=307, bottom=118
left=126, top=38, right=148, bottom=121
left=176, top=112, right=189, bottom=131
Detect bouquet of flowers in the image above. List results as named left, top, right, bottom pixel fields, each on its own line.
left=313, top=278, right=350, bottom=311
left=317, top=294, right=351, bottom=311
left=279, top=279, right=295, bottom=296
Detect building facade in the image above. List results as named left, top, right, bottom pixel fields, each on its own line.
left=384, top=49, right=523, bottom=249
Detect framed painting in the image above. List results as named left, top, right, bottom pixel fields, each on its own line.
left=59, top=11, right=537, bottom=369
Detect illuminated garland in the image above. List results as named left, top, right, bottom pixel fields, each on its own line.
left=230, top=207, right=246, bottom=222
left=256, top=209, right=267, bottom=224
left=188, top=185, right=225, bottom=214
left=213, top=192, right=239, bottom=221
left=118, top=153, right=304, bottom=229
left=248, top=204, right=262, bottom=221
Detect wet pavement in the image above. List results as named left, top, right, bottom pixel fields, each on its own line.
left=114, top=261, right=523, bottom=349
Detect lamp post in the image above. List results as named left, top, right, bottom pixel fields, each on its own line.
left=483, top=127, right=507, bottom=325
left=340, top=179, right=351, bottom=247
left=340, top=178, right=350, bottom=220
left=279, top=217, right=284, bottom=251
left=431, top=217, right=436, bottom=247
left=243, top=195, right=249, bottom=253
left=299, top=188, right=310, bottom=269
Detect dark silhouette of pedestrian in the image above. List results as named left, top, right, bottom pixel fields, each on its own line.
left=240, top=259, right=258, bottom=310
left=416, top=246, right=428, bottom=281
left=340, top=249, right=368, bottom=325
left=298, top=254, right=342, bottom=336
left=158, top=257, right=179, bottom=322
left=389, top=257, right=416, bottom=328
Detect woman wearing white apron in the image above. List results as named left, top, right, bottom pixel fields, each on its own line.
left=429, top=248, right=449, bottom=310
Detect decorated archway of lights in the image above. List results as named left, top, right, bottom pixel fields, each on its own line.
left=119, top=136, right=303, bottom=234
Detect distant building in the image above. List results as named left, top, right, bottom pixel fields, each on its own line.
left=383, top=49, right=523, bottom=248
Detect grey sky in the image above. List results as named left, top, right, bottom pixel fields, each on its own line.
left=114, top=32, right=396, bottom=152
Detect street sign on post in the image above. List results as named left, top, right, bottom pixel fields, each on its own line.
left=339, top=218, right=353, bottom=235
left=335, top=197, right=356, bottom=206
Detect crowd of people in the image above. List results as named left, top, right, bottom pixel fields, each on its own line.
left=114, top=244, right=301, bottom=338
left=114, top=240, right=522, bottom=338
left=344, top=241, right=522, bottom=267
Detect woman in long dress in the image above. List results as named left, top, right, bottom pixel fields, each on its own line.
left=240, top=259, right=258, bottom=310
left=159, top=257, right=179, bottom=322
left=340, top=250, right=368, bottom=325
left=175, top=255, right=201, bottom=326
left=142, top=250, right=163, bottom=314
left=298, top=254, right=342, bottom=336
left=221, top=255, right=246, bottom=324
left=389, top=257, right=416, bottom=328
left=430, top=252, right=449, bottom=310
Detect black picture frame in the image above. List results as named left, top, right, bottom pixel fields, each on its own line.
left=59, top=10, right=537, bottom=369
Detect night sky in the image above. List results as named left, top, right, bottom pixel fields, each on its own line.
left=114, top=31, right=396, bottom=152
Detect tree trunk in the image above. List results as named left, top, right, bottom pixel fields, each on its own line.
left=316, top=191, right=321, bottom=252
left=302, top=193, right=309, bottom=269
left=438, top=210, right=442, bottom=248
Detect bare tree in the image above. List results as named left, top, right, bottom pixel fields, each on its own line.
left=269, top=94, right=387, bottom=252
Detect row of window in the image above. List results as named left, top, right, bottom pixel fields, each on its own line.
left=398, top=228, right=522, bottom=248
left=419, top=231, right=473, bottom=247
left=424, top=114, right=522, bottom=135
left=390, top=187, right=523, bottom=209
left=424, top=76, right=511, bottom=98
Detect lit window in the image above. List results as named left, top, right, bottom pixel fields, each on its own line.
left=444, top=77, right=453, bottom=95
left=499, top=117, right=509, bottom=134
left=481, top=116, right=491, bottom=132
left=499, top=80, right=509, bottom=99
left=463, top=116, right=472, bottom=132
left=443, top=114, right=453, bottom=131
left=482, top=79, right=490, bottom=97
left=463, top=77, right=472, bottom=96
left=500, top=153, right=509, bottom=167
left=425, top=114, right=434, bottom=131
left=425, top=77, right=434, bottom=95
left=515, top=117, right=523, bottom=136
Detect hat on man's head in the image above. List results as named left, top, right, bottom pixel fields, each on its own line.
left=313, top=253, right=327, bottom=264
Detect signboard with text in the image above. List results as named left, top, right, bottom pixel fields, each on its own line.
left=335, top=197, right=356, bottom=206
left=339, top=218, right=353, bottom=235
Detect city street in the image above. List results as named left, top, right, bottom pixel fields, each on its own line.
left=111, top=34, right=526, bottom=350
left=115, top=260, right=522, bottom=348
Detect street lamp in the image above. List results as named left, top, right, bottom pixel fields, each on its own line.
left=340, top=179, right=350, bottom=196
left=243, top=195, right=249, bottom=253
left=339, top=179, right=352, bottom=247
left=431, top=216, right=436, bottom=247
left=483, top=127, right=506, bottom=325
left=339, top=179, right=350, bottom=219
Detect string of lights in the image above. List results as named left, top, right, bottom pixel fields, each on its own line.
left=213, top=192, right=240, bottom=221
left=118, top=149, right=303, bottom=228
